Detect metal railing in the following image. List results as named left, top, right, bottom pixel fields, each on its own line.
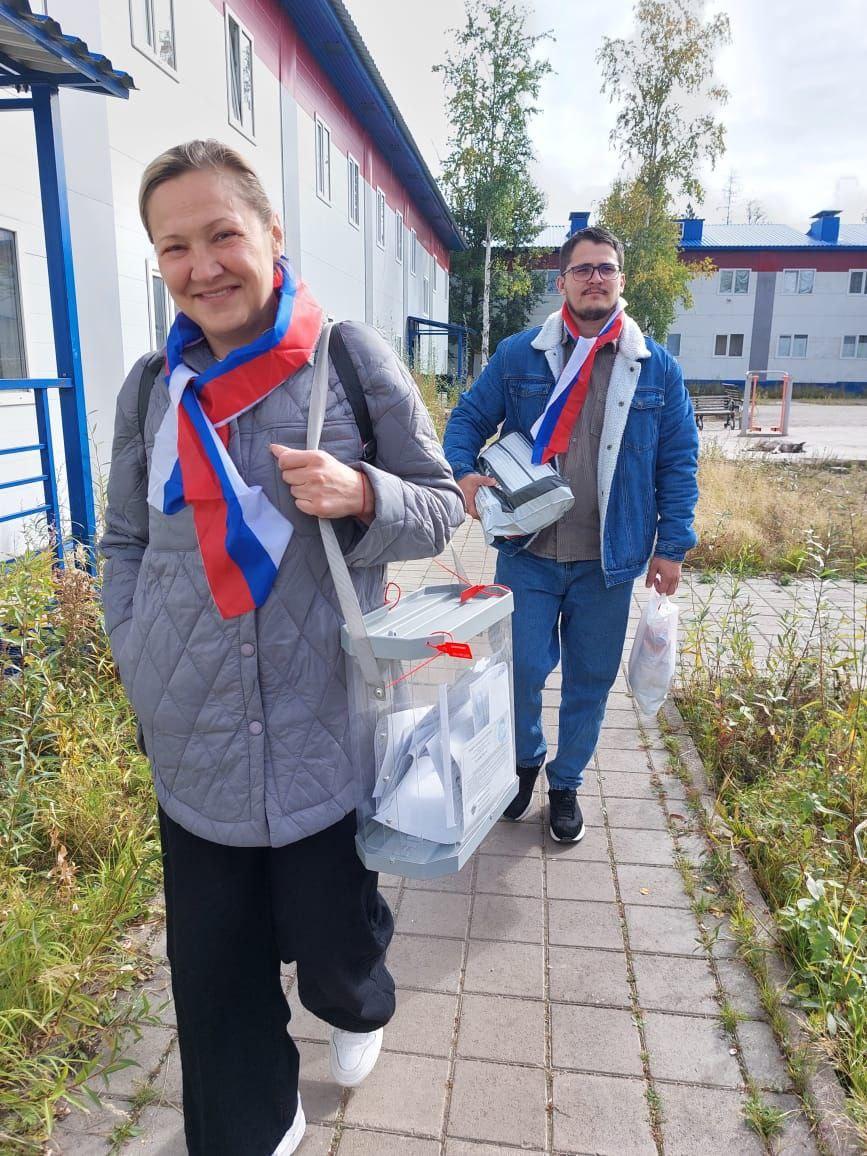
left=0, top=376, right=66, bottom=555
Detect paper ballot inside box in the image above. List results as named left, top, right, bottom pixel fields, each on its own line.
left=372, top=662, right=514, bottom=845
left=476, top=431, right=574, bottom=543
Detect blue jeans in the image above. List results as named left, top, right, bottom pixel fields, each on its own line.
left=495, top=552, right=633, bottom=790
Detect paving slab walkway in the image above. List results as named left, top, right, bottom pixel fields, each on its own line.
left=48, top=520, right=865, bottom=1156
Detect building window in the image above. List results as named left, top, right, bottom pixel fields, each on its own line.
left=147, top=262, right=175, bottom=351
left=714, top=333, right=744, bottom=357
left=848, top=270, right=867, bottom=295
left=410, top=229, right=417, bottom=275
left=432, top=257, right=438, bottom=293
left=395, top=212, right=404, bottom=263
left=225, top=9, right=254, bottom=138
left=347, top=156, right=360, bottom=227
left=375, top=189, right=386, bottom=248
left=841, top=335, right=867, bottom=359
left=0, top=228, right=27, bottom=378
left=777, top=334, right=808, bottom=358
left=314, top=116, right=332, bottom=203
left=719, top=268, right=749, bottom=294
left=545, top=268, right=559, bottom=293
left=781, top=268, right=814, bottom=294
left=665, top=333, right=681, bottom=357
left=130, top=0, right=177, bottom=72
left=423, top=275, right=430, bottom=316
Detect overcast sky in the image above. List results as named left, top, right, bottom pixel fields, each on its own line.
left=347, top=0, right=867, bottom=231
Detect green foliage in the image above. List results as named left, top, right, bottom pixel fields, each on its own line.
left=677, top=560, right=867, bottom=1137
left=597, top=0, right=731, bottom=204
left=596, top=178, right=714, bottom=339
left=435, top=0, right=552, bottom=361
left=0, top=552, right=161, bottom=1145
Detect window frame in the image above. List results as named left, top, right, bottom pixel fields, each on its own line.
left=410, top=228, right=417, bottom=276
left=432, top=257, right=438, bottom=293
left=128, top=0, right=178, bottom=78
left=314, top=114, right=332, bottom=205
left=777, top=333, right=809, bottom=358
left=225, top=6, right=255, bottom=141
left=713, top=333, right=744, bottom=357
left=0, top=224, right=29, bottom=403
left=841, top=335, right=867, bottom=360
left=375, top=188, right=386, bottom=249
left=395, top=211, right=404, bottom=263
left=781, top=268, right=815, bottom=295
left=347, top=154, right=360, bottom=229
left=423, top=273, right=431, bottom=316
left=848, top=270, right=867, bottom=295
left=145, top=259, right=175, bottom=352
left=718, top=268, right=750, bottom=295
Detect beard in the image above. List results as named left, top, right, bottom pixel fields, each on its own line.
left=573, top=301, right=614, bottom=322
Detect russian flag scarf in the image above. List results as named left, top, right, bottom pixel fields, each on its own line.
left=147, top=257, right=323, bottom=619
left=531, top=300, right=624, bottom=464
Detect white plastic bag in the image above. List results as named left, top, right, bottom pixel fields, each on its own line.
left=627, top=591, right=678, bottom=715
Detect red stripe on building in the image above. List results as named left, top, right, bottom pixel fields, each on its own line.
left=206, top=0, right=451, bottom=269
left=681, top=250, right=865, bottom=273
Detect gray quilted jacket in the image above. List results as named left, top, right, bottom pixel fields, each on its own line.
left=100, top=321, right=464, bottom=847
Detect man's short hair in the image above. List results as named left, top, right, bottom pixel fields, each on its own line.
left=559, top=226, right=625, bottom=274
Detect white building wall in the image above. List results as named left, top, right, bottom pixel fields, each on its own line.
left=671, top=266, right=867, bottom=385
left=0, top=0, right=456, bottom=551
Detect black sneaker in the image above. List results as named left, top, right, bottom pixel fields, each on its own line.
left=548, top=788, right=585, bottom=843
left=502, top=764, right=540, bottom=821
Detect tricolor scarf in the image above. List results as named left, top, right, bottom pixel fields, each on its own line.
left=530, top=300, right=624, bottom=464
left=147, top=257, right=323, bottom=619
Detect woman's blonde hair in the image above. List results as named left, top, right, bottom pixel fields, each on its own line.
left=139, top=139, right=273, bottom=239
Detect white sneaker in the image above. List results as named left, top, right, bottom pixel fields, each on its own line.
left=272, top=1096, right=305, bottom=1156
left=329, top=1027, right=384, bottom=1087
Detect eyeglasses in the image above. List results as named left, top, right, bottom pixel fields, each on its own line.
left=562, top=262, right=621, bottom=283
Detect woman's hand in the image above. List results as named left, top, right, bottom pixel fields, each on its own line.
left=270, top=444, right=375, bottom=522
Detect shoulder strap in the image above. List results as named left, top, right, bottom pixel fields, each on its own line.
left=137, top=352, right=165, bottom=443
left=329, top=324, right=377, bottom=464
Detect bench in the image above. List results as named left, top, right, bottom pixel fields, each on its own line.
left=691, top=393, right=740, bottom=431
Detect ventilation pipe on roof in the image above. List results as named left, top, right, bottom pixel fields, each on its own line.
left=678, top=218, right=704, bottom=244
left=568, top=211, right=590, bottom=235
left=807, top=210, right=841, bottom=244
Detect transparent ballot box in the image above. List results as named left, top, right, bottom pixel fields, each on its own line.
left=342, top=584, right=517, bottom=878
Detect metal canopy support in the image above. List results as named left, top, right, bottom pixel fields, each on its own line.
left=31, top=84, right=95, bottom=553
left=406, top=315, right=472, bottom=384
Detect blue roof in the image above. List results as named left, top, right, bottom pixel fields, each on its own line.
left=681, top=222, right=867, bottom=251
left=279, top=0, right=464, bottom=251
left=0, top=1, right=133, bottom=98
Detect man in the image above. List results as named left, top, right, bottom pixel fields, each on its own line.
left=443, top=225, right=698, bottom=843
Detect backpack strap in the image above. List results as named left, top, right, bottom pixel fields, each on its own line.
left=137, top=352, right=165, bottom=443
left=329, top=324, right=377, bottom=464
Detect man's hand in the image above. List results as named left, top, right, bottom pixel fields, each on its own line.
left=645, top=556, right=682, bottom=596
left=269, top=444, right=373, bottom=521
left=457, top=472, right=498, bottom=519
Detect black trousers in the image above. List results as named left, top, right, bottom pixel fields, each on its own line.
left=158, top=807, right=395, bottom=1156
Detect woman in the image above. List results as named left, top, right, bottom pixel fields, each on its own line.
left=101, top=139, right=464, bottom=1156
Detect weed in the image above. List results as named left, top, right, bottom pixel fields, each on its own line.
left=719, top=1001, right=747, bottom=1035
left=0, top=550, right=161, bottom=1144
left=742, top=1087, right=786, bottom=1139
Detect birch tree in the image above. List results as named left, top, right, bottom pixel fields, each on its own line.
left=435, top=0, right=551, bottom=364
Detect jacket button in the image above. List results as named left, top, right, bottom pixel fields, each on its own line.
left=606, top=444, right=612, bottom=450
left=241, top=643, right=255, bottom=657
left=619, top=401, right=625, bottom=407
left=249, top=721, right=263, bottom=736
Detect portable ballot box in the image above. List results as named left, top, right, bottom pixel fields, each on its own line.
left=342, top=583, right=517, bottom=878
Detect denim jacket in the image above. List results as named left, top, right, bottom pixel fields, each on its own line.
left=443, top=309, right=699, bottom=587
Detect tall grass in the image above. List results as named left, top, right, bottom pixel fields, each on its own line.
left=677, top=552, right=867, bottom=1138
left=691, top=448, right=867, bottom=577
left=0, top=551, right=160, bottom=1148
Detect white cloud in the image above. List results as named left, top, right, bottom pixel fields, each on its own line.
left=346, top=0, right=867, bottom=230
